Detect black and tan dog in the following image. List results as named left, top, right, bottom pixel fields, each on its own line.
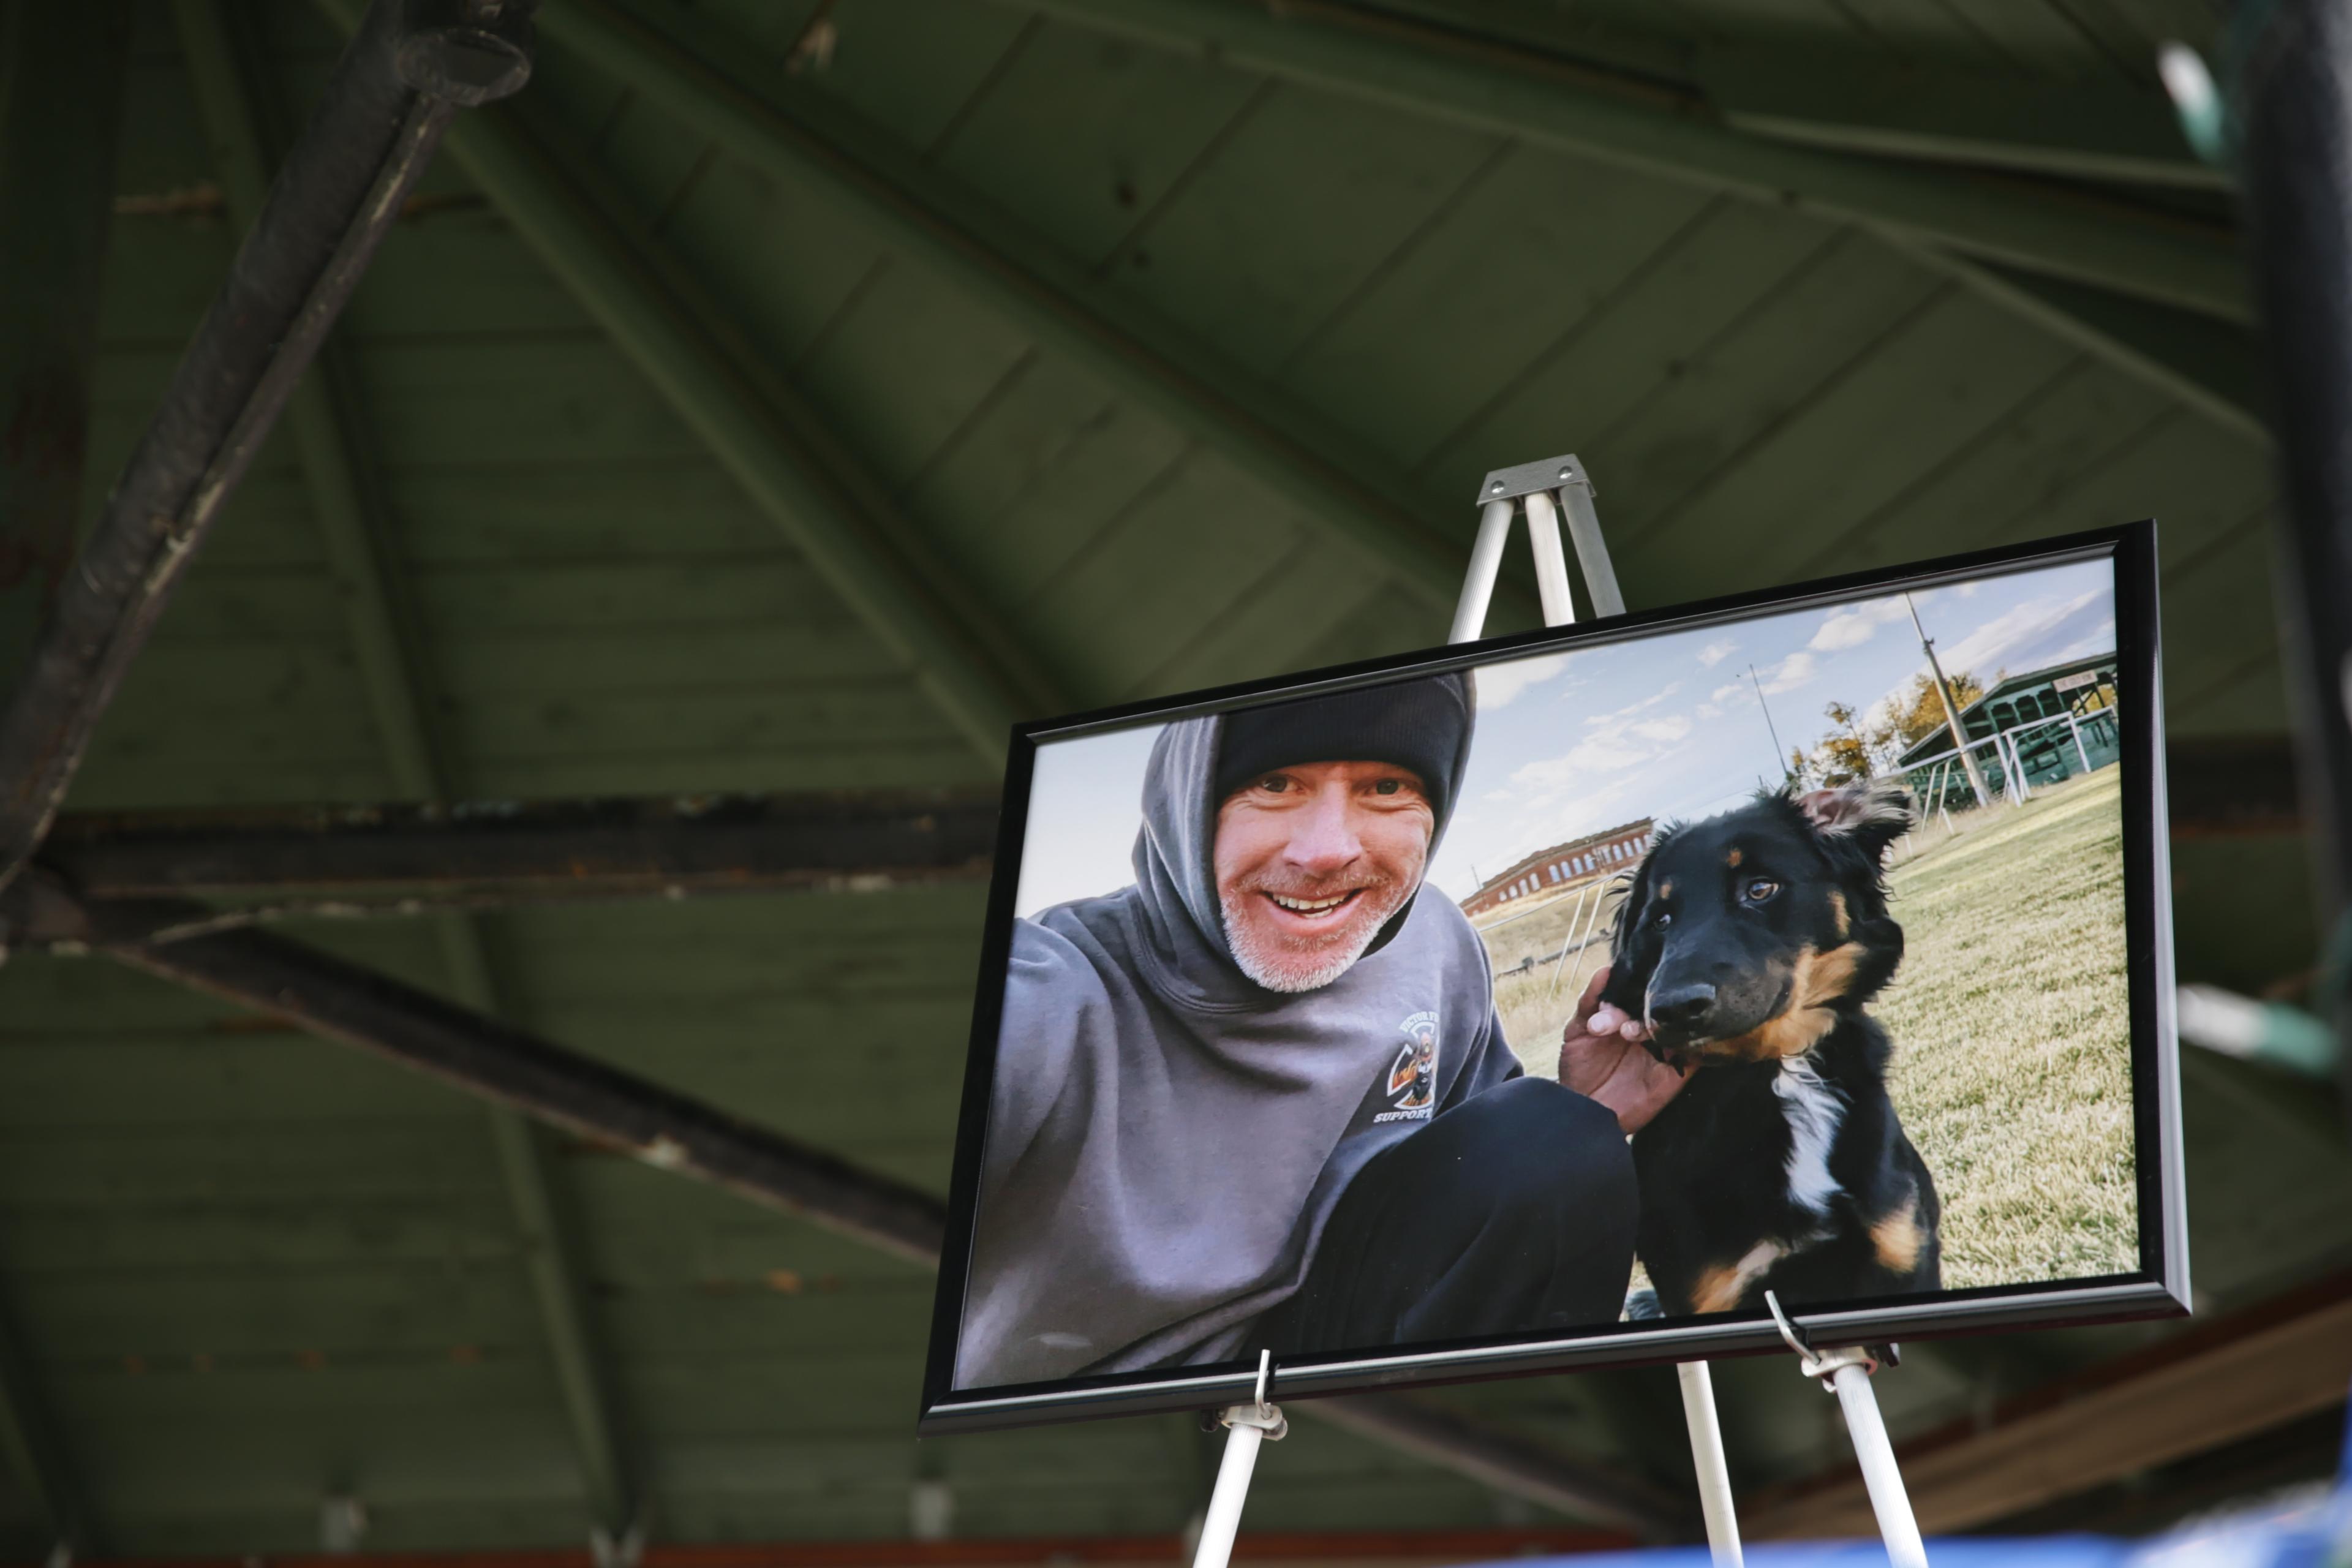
left=1599, top=779, right=1942, bottom=1318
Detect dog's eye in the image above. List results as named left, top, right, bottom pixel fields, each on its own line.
left=1741, top=877, right=1781, bottom=903
left=1648, top=908, right=1672, bottom=930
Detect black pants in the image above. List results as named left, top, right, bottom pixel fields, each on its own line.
left=1254, top=1077, right=1638, bottom=1354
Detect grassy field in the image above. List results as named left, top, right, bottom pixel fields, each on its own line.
left=1479, top=767, right=2139, bottom=1290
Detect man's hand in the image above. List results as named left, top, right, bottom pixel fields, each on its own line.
left=1557, top=967, right=1688, bottom=1135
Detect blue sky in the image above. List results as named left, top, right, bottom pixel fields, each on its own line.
left=1014, top=557, right=2117, bottom=916
left=1427, top=556, right=2118, bottom=900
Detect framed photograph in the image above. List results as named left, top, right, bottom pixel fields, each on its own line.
left=920, top=524, right=2184, bottom=1434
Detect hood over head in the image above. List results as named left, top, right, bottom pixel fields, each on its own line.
left=1131, top=671, right=1475, bottom=1005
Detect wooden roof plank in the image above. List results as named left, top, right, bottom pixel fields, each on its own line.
left=1621, top=285, right=2080, bottom=586
left=1275, top=151, right=1716, bottom=470
left=1091, top=87, right=1507, bottom=378
left=926, top=17, right=1267, bottom=271
left=1791, top=356, right=2175, bottom=578
left=538, top=0, right=1490, bottom=612
left=1013, top=0, right=2247, bottom=319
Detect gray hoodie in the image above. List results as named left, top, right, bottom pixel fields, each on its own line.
left=955, top=699, right=1518, bottom=1390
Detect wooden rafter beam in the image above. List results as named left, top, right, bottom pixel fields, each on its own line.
left=1933, top=261, right=2267, bottom=443
left=1001, top=0, right=2247, bottom=322
left=0, top=0, right=504, bottom=893
left=1692, top=43, right=2220, bottom=192
left=36, top=789, right=1000, bottom=907
left=0, top=865, right=1684, bottom=1537
left=173, top=2, right=638, bottom=1534
left=4, top=873, right=956, bottom=1265
left=311, top=0, right=1071, bottom=769
left=1743, top=1270, right=2352, bottom=1538
left=21, top=733, right=2299, bottom=922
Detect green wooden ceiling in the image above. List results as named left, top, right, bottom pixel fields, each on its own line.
left=1, top=0, right=2346, bottom=1558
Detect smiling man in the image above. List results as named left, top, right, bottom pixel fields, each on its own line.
left=954, top=674, right=1687, bottom=1390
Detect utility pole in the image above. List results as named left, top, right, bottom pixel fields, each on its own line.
left=1906, top=594, right=1991, bottom=806
left=1749, top=663, right=1795, bottom=782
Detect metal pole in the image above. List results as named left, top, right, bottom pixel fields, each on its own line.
left=1830, top=1363, right=1928, bottom=1568
left=1543, top=881, right=1599, bottom=1001
left=1905, top=594, right=1990, bottom=808
left=2068, top=710, right=2092, bottom=774
left=2237, top=0, right=2352, bottom=1110
left=1676, top=1363, right=1742, bottom=1567
left=1553, top=459, right=1626, bottom=617
left=1449, top=499, right=1517, bottom=643
left=1748, top=664, right=1792, bottom=779
left=1766, top=1293, right=1926, bottom=1568
left=1519, top=488, right=1577, bottom=627
left=1192, top=1352, right=1286, bottom=1568
left=1558, top=874, right=1616, bottom=1006
left=1459, top=454, right=1743, bottom=1565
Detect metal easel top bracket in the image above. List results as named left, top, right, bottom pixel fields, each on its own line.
left=1453, top=451, right=1626, bottom=644
left=1476, top=452, right=1597, bottom=507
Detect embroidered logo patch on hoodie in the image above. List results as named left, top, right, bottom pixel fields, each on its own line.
left=1376, top=1011, right=1441, bottom=1121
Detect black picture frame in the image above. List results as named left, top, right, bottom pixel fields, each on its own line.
left=919, top=522, right=2185, bottom=1435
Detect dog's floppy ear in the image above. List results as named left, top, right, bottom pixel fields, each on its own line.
left=1795, top=778, right=1914, bottom=865
left=1597, top=869, right=1654, bottom=1013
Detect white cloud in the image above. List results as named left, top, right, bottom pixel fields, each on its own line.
left=1630, top=715, right=1692, bottom=743
left=1760, top=650, right=1818, bottom=693
left=1474, top=652, right=1572, bottom=711
left=1807, top=597, right=1908, bottom=653
left=1937, top=590, right=2110, bottom=677
left=1710, top=680, right=1747, bottom=704
left=1697, top=639, right=1736, bottom=668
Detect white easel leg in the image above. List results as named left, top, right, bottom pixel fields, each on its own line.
left=1449, top=499, right=1517, bottom=643
left=1765, top=1293, right=1928, bottom=1568
left=1456, top=460, right=1748, bottom=1562
left=1519, top=489, right=1577, bottom=627
left=1828, top=1363, right=1928, bottom=1568
left=1191, top=1416, right=1268, bottom=1568
left=1675, top=1362, right=1743, bottom=1567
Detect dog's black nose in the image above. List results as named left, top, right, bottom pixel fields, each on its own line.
left=1648, top=981, right=1717, bottom=1030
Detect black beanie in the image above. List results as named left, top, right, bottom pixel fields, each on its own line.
left=1213, top=674, right=1470, bottom=827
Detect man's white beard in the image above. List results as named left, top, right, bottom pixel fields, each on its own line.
left=1219, top=883, right=1412, bottom=993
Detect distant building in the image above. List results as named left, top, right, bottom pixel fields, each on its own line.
left=1895, top=652, right=2120, bottom=810
left=1460, top=819, right=1654, bottom=918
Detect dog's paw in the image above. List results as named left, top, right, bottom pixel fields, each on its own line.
left=1623, top=1286, right=1662, bottom=1322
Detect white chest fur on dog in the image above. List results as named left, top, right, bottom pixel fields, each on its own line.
left=1773, top=1056, right=1849, bottom=1218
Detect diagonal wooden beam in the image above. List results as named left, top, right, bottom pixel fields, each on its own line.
left=1003, top=0, right=2246, bottom=322
left=529, top=0, right=1494, bottom=620
left=0, top=0, right=500, bottom=893
left=1928, top=257, right=2267, bottom=442
left=0, top=867, right=1683, bottom=1536
left=307, top=1, right=1068, bottom=768
left=1693, top=42, right=2222, bottom=192
left=173, top=2, right=638, bottom=1535
left=1743, top=1270, right=2352, bottom=1538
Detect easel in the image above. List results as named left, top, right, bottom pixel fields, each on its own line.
left=1188, top=454, right=1929, bottom=1568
